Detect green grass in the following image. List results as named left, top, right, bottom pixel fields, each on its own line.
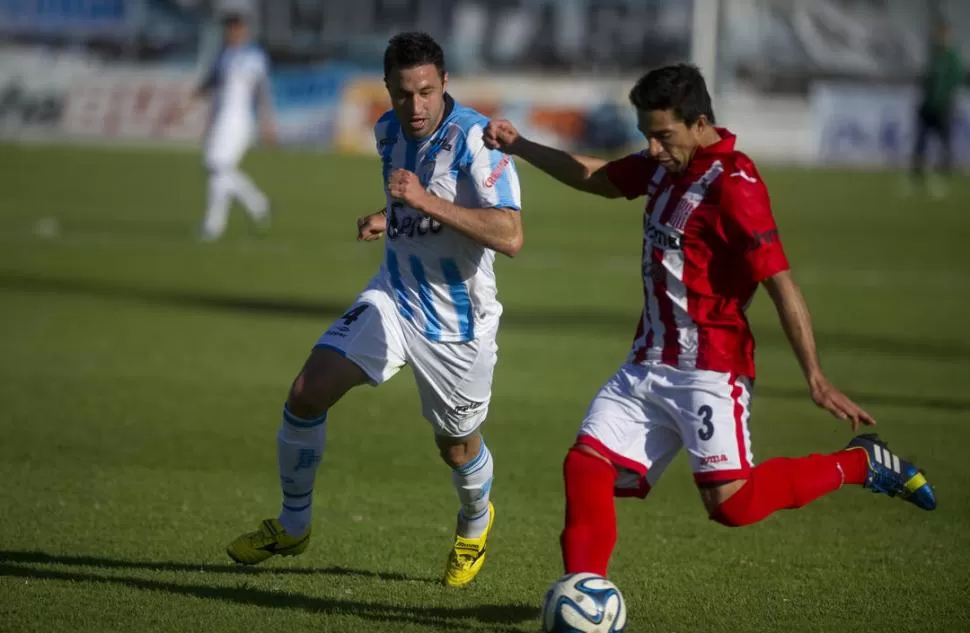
left=0, top=143, right=968, bottom=633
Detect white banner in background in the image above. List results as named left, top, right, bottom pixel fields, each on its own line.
left=812, top=83, right=970, bottom=168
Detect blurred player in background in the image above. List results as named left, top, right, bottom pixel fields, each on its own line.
left=486, top=64, right=936, bottom=578
left=910, top=19, right=964, bottom=199
left=227, top=32, right=523, bottom=588
left=166, top=11, right=277, bottom=241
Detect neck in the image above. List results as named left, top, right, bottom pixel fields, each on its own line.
left=699, top=127, right=722, bottom=148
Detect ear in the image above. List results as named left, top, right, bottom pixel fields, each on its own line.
left=691, top=114, right=712, bottom=134
left=442, top=71, right=449, bottom=92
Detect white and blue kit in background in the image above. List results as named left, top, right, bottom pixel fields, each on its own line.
left=317, top=95, right=522, bottom=437
left=200, top=42, right=271, bottom=240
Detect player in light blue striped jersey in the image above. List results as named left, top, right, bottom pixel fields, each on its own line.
left=227, top=32, right=523, bottom=588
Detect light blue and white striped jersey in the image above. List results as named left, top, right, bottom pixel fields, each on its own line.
left=375, top=95, right=522, bottom=343
left=207, top=43, right=269, bottom=127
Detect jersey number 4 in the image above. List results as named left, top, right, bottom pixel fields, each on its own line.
left=340, top=304, right=370, bottom=326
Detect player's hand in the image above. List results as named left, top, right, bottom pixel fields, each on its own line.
left=357, top=210, right=386, bottom=242
left=388, top=169, right=430, bottom=209
left=484, top=119, right=521, bottom=153
left=809, top=375, right=876, bottom=432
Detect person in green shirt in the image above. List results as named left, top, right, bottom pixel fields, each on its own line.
left=912, top=20, right=964, bottom=197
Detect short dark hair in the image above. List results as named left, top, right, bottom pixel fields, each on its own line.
left=221, top=12, right=246, bottom=27
left=629, top=63, right=715, bottom=126
left=384, top=32, right=446, bottom=79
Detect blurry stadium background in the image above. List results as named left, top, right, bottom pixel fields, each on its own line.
left=2, top=0, right=969, bottom=164
left=1, top=2, right=968, bottom=633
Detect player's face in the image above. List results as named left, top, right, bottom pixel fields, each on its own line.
left=224, top=21, right=248, bottom=46
left=386, top=64, right=448, bottom=140
left=637, top=108, right=708, bottom=173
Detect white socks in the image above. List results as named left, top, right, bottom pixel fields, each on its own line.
left=276, top=405, right=327, bottom=537
left=452, top=441, right=494, bottom=538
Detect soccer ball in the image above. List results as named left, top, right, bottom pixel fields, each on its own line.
left=541, top=572, right=627, bottom=632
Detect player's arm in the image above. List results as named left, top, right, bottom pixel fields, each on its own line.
left=388, top=169, right=522, bottom=257
left=160, top=65, right=215, bottom=129
left=254, top=56, right=279, bottom=146
left=763, top=272, right=874, bottom=430
left=721, top=169, right=875, bottom=430
left=484, top=119, right=625, bottom=198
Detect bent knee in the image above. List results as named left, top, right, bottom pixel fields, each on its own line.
left=437, top=433, right=482, bottom=470
left=700, top=478, right=749, bottom=526
left=287, top=375, right=327, bottom=419
left=287, top=348, right=367, bottom=418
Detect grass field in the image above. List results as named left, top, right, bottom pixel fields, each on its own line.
left=1, top=143, right=968, bottom=633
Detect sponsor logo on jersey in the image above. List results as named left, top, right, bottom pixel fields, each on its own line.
left=700, top=454, right=729, bottom=466
left=647, top=224, right=682, bottom=251
left=387, top=204, right=443, bottom=241
left=746, top=229, right=779, bottom=252
left=483, top=154, right=511, bottom=188
left=454, top=400, right=486, bottom=415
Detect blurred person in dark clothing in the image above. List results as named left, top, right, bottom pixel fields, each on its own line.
left=911, top=20, right=964, bottom=198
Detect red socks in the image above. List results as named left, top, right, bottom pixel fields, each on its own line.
left=561, top=447, right=618, bottom=575
left=559, top=445, right=868, bottom=573
left=711, top=449, right=868, bottom=527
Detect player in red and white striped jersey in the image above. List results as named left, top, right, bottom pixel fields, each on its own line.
left=485, top=64, right=936, bottom=578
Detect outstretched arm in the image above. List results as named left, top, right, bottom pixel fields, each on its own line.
left=484, top=120, right=624, bottom=198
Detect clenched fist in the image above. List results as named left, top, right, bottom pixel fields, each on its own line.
left=483, top=119, right=522, bottom=153
left=357, top=210, right=386, bottom=241
left=387, top=169, right=429, bottom=210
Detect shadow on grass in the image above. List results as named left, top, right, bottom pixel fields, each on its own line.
left=0, top=552, right=538, bottom=632
left=0, top=549, right=437, bottom=582
left=3, top=270, right=968, bottom=411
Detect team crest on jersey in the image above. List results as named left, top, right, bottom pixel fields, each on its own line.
left=667, top=160, right=724, bottom=231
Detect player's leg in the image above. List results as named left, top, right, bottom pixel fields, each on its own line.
left=938, top=112, right=953, bottom=177
left=910, top=107, right=931, bottom=189
left=928, top=112, right=953, bottom=199
left=201, top=163, right=233, bottom=241
left=412, top=332, right=498, bottom=587
left=562, top=364, right=681, bottom=576
left=227, top=287, right=408, bottom=564
left=226, top=160, right=270, bottom=229
left=656, top=368, right=934, bottom=528
left=201, top=124, right=243, bottom=241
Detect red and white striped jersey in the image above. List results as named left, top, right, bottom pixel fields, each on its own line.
left=605, top=129, right=789, bottom=379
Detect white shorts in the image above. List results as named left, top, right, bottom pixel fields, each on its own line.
left=203, top=118, right=252, bottom=170
left=315, top=283, right=498, bottom=438
left=577, top=363, right=753, bottom=496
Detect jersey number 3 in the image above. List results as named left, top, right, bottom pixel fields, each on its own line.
left=697, top=405, right=715, bottom=441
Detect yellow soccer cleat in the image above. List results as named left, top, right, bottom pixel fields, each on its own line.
left=443, top=502, right=495, bottom=588
left=226, top=518, right=311, bottom=565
